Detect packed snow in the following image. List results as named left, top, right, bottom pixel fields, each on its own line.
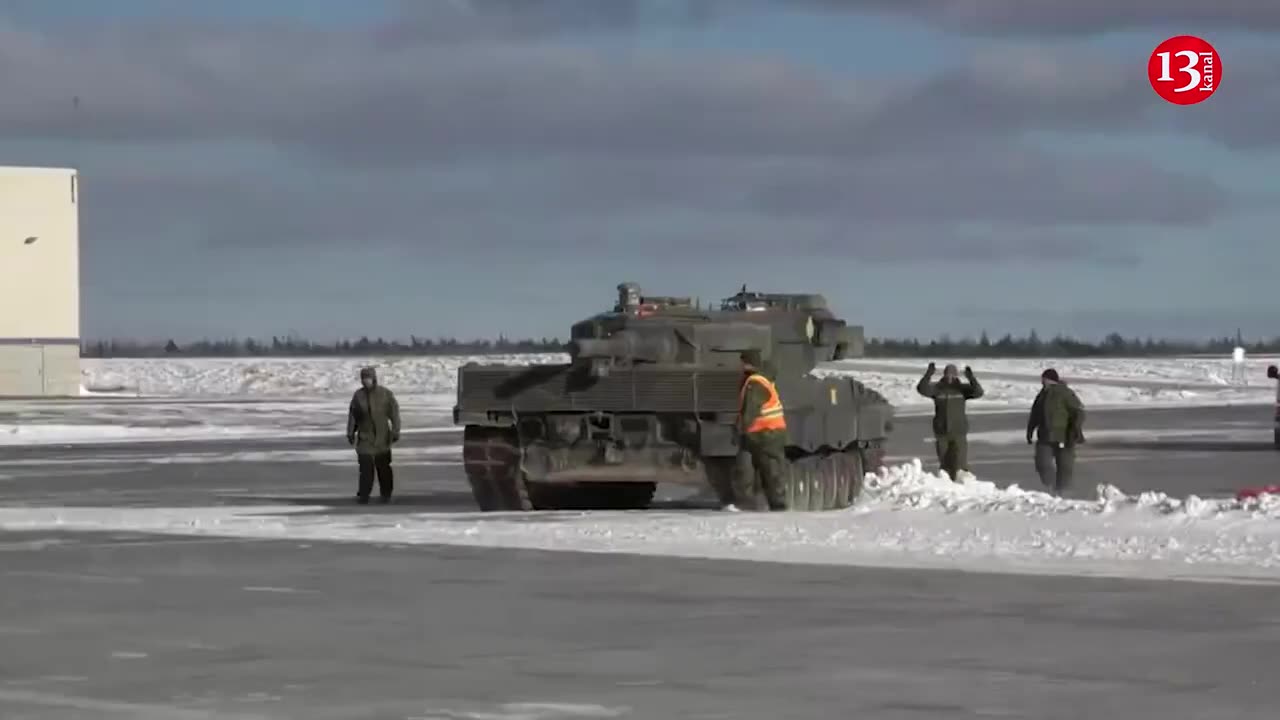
left=79, top=354, right=566, bottom=398
left=77, top=354, right=1278, bottom=407
left=0, top=445, right=462, bottom=468
left=823, top=356, right=1277, bottom=411
left=3, top=459, right=1278, bottom=584
left=0, top=395, right=457, bottom=447
left=0, top=353, right=1271, bottom=447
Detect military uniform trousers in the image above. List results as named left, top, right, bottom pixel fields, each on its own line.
left=934, top=434, right=968, bottom=480
left=1033, top=442, right=1075, bottom=495
left=357, top=450, right=394, bottom=499
left=738, top=432, right=788, bottom=511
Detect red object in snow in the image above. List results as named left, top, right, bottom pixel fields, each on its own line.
left=1235, top=485, right=1280, bottom=501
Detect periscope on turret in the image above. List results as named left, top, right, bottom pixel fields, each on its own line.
left=454, top=283, right=894, bottom=512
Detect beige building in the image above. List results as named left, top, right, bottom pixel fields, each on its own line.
left=0, top=165, right=81, bottom=397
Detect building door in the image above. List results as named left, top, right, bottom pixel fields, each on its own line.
left=0, top=345, right=45, bottom=396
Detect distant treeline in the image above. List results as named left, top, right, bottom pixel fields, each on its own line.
left=81, top=335, right=564, bottom=358
left=80, top=331, right=1280, bottom=359
left=863, top=331, right=1278, bottom=358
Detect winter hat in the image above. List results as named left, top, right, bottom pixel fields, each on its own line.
left=1041, top=368, right=1059, bottom=382
left=740, top=350, right=763, bottom=369
left=360, top=366, right=378, bottom=382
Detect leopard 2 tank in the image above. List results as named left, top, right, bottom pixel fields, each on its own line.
left=453, top=283, right=894, bottom=511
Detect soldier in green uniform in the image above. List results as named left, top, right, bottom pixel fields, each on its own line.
left=1026, top=368, right=1086, bottom=495
left=916, top=362, right=985, bottom=481
left=346, top=366, right=402, bottom=504
left=736, top=350, right=789, bottom=511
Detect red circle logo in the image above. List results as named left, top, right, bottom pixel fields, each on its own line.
left=1148, top=35, right=1221, bottom=105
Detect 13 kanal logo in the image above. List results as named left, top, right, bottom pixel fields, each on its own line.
left=1148, top=35, right=1221, bottom=105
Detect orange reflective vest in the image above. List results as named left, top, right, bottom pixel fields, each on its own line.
left=739, top=373, right=787, bottom=433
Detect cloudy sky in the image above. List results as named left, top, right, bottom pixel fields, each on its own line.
left=2, top=0, right=1277, bottom=342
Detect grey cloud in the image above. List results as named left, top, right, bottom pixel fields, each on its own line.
left=785, top=0, right=1280, bottom=35
left=747, top=145, right=1236, bottom=228
left=78, top=139, right=1218, bottom=266
left=949, top=306, right=1280, bottom=340
left=0, top=14, right=1272, bottom=165
left=859, top=47, right=1150, bottom=142
left=385, top=0, right=729, bottom=40
left=0, top=4, right=1266, bottom=282
left=0, top=19, right=872, bottom=162
left=1165, top=57, right=1280, bottom=149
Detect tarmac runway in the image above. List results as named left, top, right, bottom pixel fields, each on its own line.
left=2, top=403, right=1279, bottom=718
left=2, top=403, right=1276, bottom=508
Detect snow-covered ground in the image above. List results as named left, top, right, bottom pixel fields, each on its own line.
left=0, top=444, right=463, bottom=469
left=6, top=354, right=1280, bottom=584
left=78, top=354, right=1278, bottom=403
left=3, top=459, right=1278, bottom=585
left=0, top=353, right=1271, bottom=447
left=79, top=354, right=566, bottom=397
left=0, top=395, right=459, bottom=447
left=824, top=356, right=1277, bottom=412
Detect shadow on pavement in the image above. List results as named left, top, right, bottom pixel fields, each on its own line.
left=221, top=491, right=721, bottom=517
left=222, top=491, right=481, bottom=513
left=1088, top=440, right=1279, bottom=453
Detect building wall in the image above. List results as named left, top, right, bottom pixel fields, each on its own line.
left=0, top=166, right=81, bottom=397
left=0, top=343, right=80, bottom=397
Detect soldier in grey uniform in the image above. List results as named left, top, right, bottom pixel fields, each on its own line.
left=916, top=362, right=985, bottom=480
left=346, top=366, right=402, bottom=504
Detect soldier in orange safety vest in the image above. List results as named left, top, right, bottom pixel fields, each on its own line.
left=735, top=350, right=789, bottom=511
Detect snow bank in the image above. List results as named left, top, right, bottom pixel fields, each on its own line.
left=80, top=354, right=566, bottom=398
left=4, top=460, right=1279, bottom=584
left=0, top=445, right=462, bottom=467
left=0, top=395, right=458, bottom=447
left=5, top=353, right=1264, bottom=447
left=841, top=355, right=1280, bottom=387
left=80, top=354, right=1273, bottom=410
left=829, top=368, right=1269, bottom=413
left=824, top=357, right=1274, bottom=412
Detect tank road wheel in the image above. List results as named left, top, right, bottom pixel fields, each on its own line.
left=823, top=454, right=844, bottom=510
left=809, top=457, right=827, bottom=511
left=808, top=457, right=828, bottom=511
left=462, top=426, right=532, bottom=512
left=785, top=457, right=808, bottom=510
left=842, top=448, right=865, bottom=507
left=782, top=454, right=858, bottom=511
left=784, top=459, right=800, bottom=510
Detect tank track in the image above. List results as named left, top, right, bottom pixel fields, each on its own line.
left=462, top=426, right=657, bottom=511
left=463, top=381, right=889, bottom=512
left=720, top=446, right=874, bottom=511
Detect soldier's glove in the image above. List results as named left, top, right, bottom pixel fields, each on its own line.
left=346, top=433, right=355, bottom=446
left=391, top=431, right=400, bottom=444
left=926, top=362, right=936, bottom=374
left=1026, top=434, right=1034, bottom=445
left=964, top=365, right=974, bottom=376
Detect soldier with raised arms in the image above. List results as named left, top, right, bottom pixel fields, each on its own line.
left=916, top=362, right=985, bottom=481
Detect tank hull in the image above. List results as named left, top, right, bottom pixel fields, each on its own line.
left=454, top=361, right=893, bottom=511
